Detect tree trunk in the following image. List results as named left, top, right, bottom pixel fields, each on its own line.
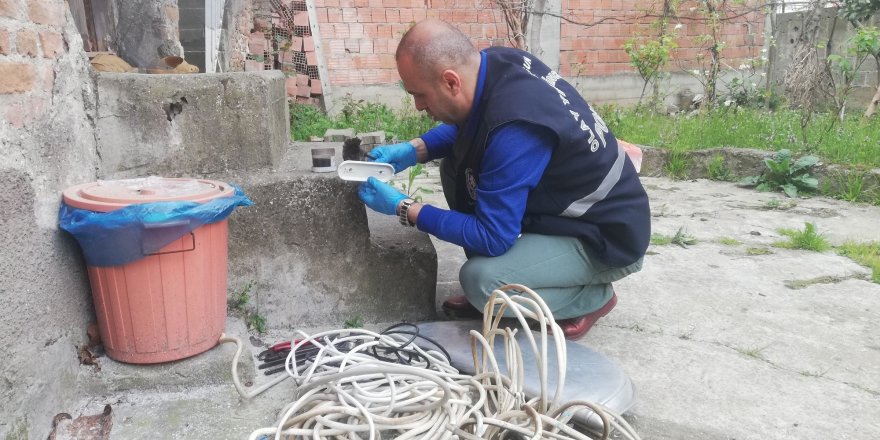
left=864, top=83, right=880, bottom=118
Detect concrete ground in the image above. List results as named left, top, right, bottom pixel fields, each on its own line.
left=59, top=164, right=880, bottom=439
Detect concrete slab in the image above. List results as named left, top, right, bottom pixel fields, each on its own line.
left=61, top=163, right=880, bottom=440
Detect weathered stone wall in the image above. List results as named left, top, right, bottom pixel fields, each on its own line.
left=0, top=0, right=100, bottom=437
left=771, top=7, right=880, bottom=106
left=113, top=0, right=183, bottom=68
left=94, top=70, right=288, bottom=179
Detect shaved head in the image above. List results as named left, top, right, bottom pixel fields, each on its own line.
left=396, top=19, right=480, bottom=76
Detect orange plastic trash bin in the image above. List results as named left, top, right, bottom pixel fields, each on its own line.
left=62, top=177, right=242, bottom=364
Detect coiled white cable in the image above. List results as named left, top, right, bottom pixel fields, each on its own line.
left=221, top=284, right=642, bottom=440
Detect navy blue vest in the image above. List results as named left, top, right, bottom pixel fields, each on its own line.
left=450, top=47, right=650, bottom=267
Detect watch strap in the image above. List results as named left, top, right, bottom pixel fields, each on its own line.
left=398, top=198, right=416, bottom=227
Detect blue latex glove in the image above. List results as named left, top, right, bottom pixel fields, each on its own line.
left=367, top=142, right=417, bottom=174
left=358, top=177, right=407, bottom=216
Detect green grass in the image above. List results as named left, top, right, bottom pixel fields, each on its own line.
left=735, top=344, right=768, bottom=359
left=290, top=99, right=436, bottom=141
left=650, top=226, right=697, bottom=248
left=607, top=107, right=880, bottom=168
left=746, top=247, right=773, bottom=255
left=837, top=241, right=880, bottom=283
left=707, top=154, right=732, bottom=181
left=663, top=150, right=690, bottom=180
left=718, top=237, right=742, bottom=246
left=773, top=222, right=831, bottom=252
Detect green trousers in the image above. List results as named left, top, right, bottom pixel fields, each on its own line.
left=439, top=157, right=643, bottom=320
left=458, top=233, right=644, bottom=320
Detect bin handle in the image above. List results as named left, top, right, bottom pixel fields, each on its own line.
left=142, top=220, right=196, bottom=256
left=145, top=231, right=196, bottom=256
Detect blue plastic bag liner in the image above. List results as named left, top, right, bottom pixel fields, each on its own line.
left=59, top=179, right=252, bottom=267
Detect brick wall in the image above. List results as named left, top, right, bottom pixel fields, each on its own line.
left=0, top=0, right=67, bottom=127
left=314, top=0, right=507, bottom=86
left=559, top=1, right=765, bottom=76
left=311, top=0, right=765, bottom=87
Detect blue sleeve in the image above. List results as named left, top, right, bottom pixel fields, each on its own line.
left=419, top=124, right=457, bottom=160
left=416, top=122, right=555, bottom=256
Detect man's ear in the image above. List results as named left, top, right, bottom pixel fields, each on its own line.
left=441, top=69, right=462, bottom=95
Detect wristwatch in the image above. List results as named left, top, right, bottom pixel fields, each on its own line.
left=398, top=198, right=416, bottom=227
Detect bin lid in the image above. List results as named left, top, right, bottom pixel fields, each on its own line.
left=63, top=176, right=235, bottom=212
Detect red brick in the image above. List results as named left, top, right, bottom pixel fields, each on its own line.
left=248, top=33, right=268, bottom=54
left=326, top=8, right=342, bottom=22
left=285, top=76, right=297, bottom=97
left=344, top=38, right=358, bottom=53
left=4, top=95, right=47, bottom=127
left=314, top=7, right=328, bottom=23
left=0, top=62, right=35, bottom=94
left=0, top=30, right=8, bottom=55
left=306, top=50, right=317, bottom=65
left=369, top=8, right=385, bottom=22
left=165, top=5, right=179, bottom=22
left=359, top=39, right=373, bottom=54
left=294, top=11, right=309, bottom=26
left=0, top=0, right=19, bottom=18
left=310, top=79, right=322, bottom=94
left=341, top=7, right=357, bottom=22
left=39, top=31, right=64, bottom=58
left=398, top=8, right=413, bottom=22
left=245, top=59, right=264, bottom=71
left=41, top=63, right=54, bottom=90
left=27, top=0, right=65, bottom=27
left=296, top=84, right=310, bottom=97
left=327, top=39, right=345, bottom=55
left=16, top=29, right=38, bottom=57
left=303, top=36, right=315, bottom=51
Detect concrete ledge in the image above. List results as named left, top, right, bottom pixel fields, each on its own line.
left=638, top=145, right=880, bottom=192
left=221, top=142, right=437, bottom=329
left=94, top=70, right=288, bottom=179
left=77, top=317, right=255, bottom=396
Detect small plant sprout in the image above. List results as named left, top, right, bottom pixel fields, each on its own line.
left=746, top=247, right=773, bottom=256
left=229, top=280, right=255, bottom=310
left=344, top=315, right=365, bottom=329
left=718, top=237, right=741, bottom=246
left=229, top=280, right=267, bottom=334
left=735, top=344, right=768, bottom=359
left=773, top=222, right=831, bottom=252
left=249, top=314, right=267, bottom=334
left=833, top=170, right=868, bottom=202
left=650, top=226, right=697, bottom=248
left=739, top=149, right=819, bottom=198
left=707, top=154, right=732, bottom=181
left=398, top=163, right=434, bottom=203
left=663, top=150, right=690, bottom=180
left=671, top=226, right=698, bottom=248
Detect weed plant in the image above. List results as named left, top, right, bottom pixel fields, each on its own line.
left=229, top=280, right=267, bottom=333
left=739, top=149, right=819, bottom=198
left=650, top=226, right=697, bottom=248
left=663, top=150, right=690, bottom=180
left=707, top=154, right=732, bottom=181
left=773, top=223, right=831, bottom=252
left=396, top=163, right=434, bottom=202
